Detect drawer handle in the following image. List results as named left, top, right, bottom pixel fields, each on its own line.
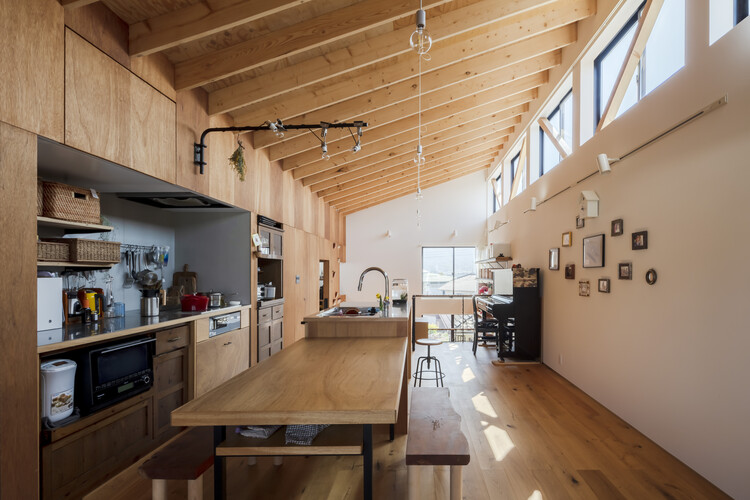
left=223, top=341, right=233, bottom=346
left=167, top=337, right=182, bottom=343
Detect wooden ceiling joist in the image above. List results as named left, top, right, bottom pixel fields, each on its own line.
left=128, top=1, right=314, bottom=57
left=207, top=0, right=561, bottom=115
left=174, top=0, right=454, bottom=90
left=60, top=0, right=98, bottom=8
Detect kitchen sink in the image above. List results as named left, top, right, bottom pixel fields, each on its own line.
left=318, top=306, right=380, bottom=317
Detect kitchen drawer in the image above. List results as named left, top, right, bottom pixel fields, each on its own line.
left=258, top=307, right=272, bottom=323
left=272, top=304, right=284, bottom=319
left=258, top=322, right=271, bottom=348
left=155, top=325, right=189, bottom=354
left=271, top=320, right=282, bottom=343
left=258, top=345, right=271, bottom=363
left=270, top=339, right=282, bottom=356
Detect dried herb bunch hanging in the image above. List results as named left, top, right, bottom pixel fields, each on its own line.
left=228, top=139, right=246, bottom=181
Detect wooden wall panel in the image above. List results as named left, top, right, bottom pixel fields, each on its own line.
left=64, top=2, right=129, bottom=68
left=130, top=75, right=176, bottom=183
left=0, top=0, right=64, bottom=142
left=131, top=53, right=177, bottom=101
left=175, top=88, right=210, bottom=194
left=65, top=29, right=131, bottom=166
left=0, top=122, right=40, bottom=499
left=207, top=114, right=236, bottom=205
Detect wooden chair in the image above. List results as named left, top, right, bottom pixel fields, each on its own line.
left=472, top=295, right=500, bottom=355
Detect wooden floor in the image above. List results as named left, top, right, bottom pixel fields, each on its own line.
left=87, top=342, right=729, bottom=499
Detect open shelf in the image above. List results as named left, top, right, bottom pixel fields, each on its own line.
left=37, top=216, right=113, bottom=234
left=37, top=261, right=114, bottom=269
left=476, top=256, right=512, bottom=266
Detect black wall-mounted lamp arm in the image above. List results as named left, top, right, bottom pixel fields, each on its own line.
left=193, top=121, right=368, bottom=174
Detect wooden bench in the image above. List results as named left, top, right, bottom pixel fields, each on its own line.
left=406, top=387, right=470, bottom=500
left=139, top=427, right=214, bottom=500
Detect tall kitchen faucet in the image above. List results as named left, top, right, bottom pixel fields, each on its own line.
left=357, top=267, right=389, bottom=303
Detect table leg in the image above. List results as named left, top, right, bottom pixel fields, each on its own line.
left=389, top=424, right=395, bottom=441
left=363, top=424, right=373, bottom=500
left=213, top=425, right=226, bottom=500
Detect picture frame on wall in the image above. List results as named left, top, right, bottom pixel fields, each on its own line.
left=632, top=230, right=648, bottom=250
left=611, top=219, right=624, bottom=236
left=565, top=264, right=575, bottom=279
left=598, top=278, right=610, bottom=293
left=618, top=262, right=632, bottom=279
left=576, top=215, right=585, bottom=229
left=562, top=231, right=572, bottom=247
left=579, top=280, right=590, bottom=296
left=582, top=234, right=605, bottom=268
left=549, top=248, right=560, bottom=270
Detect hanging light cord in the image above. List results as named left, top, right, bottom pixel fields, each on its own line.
left=417, top=53, right=422, bottom=194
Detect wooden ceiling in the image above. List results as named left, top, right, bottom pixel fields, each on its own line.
left=73, top=0, right=596, bottom=214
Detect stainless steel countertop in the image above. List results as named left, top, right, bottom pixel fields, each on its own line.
left=305, top=301, right=410, bottom=321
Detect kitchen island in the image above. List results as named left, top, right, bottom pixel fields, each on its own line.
left=303, top=301, right=411, bottom=435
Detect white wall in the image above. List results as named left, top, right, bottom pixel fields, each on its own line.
left=342, top=171, right=487, bottom=303
left=488, top=17, right=750, bottom=499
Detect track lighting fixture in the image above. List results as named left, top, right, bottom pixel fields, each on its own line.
left=596, top=153, right=617, bottom=174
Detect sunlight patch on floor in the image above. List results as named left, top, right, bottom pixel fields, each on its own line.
left=483, top=424, right=515, bottom=462
left=528, top=490, right=543, bottom=500
left=471, top=392, right=498, bottom=418
left=461, top=367, right=475, bottom=382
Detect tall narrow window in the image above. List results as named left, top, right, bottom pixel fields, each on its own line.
left=594, top=0, right=685, bottom=126
left=710, top=0, right=749, bottom=43
left=492, top=171, right=502, bottom=213
left=422, top=247, right=477, bottom=295
left=509, top=151, right=524, bottom=196
left=539, top=90, right=573, bottom=176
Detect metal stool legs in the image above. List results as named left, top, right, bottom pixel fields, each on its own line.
left=413, top=343, right=444, bottom=387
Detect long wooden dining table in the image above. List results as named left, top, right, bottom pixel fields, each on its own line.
left=171, top=336, right=409, bottom=499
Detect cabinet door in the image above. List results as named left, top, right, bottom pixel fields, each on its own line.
left=271, top=319, right=283, bottom=343
left=259, top=228, right=271, bottom=255
left=130, top=74, right=176, bottom=183
left=154, top=348, right=188, bottom=441
left=41, top=396, right=153, bottom=499
left=258, top=321, right=272, bottom=349
left=271, top=230, right=283, bottom=258
left=196, top=327, right=250, bottom=397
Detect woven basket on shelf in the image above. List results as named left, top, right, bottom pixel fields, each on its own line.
left=37, top=241, right=70, bottom=262
left=42, top=181, right=101, bottom=224
left=45, top=238, right=121, bottom=263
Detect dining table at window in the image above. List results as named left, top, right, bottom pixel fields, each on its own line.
left=171, top=336, right=409, bottom=500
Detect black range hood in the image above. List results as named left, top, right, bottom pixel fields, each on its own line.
left=116, top=192, right=233, bottom=209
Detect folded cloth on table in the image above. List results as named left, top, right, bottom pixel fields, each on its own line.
left=285, top=424, right=330, bottom=445
left=236, top=425, right=281, bottom=439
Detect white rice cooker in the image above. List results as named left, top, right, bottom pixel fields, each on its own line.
left=40, top=359, right=76, bottom=423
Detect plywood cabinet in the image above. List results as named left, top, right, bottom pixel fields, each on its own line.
left=65, top=29, right=176, bottom=183
left=258, top=304, right=283, bottom=362
left=195, top=327, right=250, bottom=397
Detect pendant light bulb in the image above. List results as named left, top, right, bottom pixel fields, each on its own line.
left=409, top=9, right=432, bottom=56
left=414, top=144, right=425, bottom=164
left=415, top=187, right=423, bottom=200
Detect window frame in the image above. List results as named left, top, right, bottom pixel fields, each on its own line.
left=492, top=171, right=502, bottom=213
left=421, top=246, right=477, bottom=295
left=593, top=4, right=643, bottom=128
left=539, top=89, right=573, bottom=177
left=737, top=0, right=749, bottom=24
left=510, top=151, right=521, bottom=187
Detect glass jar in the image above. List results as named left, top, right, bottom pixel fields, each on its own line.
left=391, top=279, right=409, bottom=304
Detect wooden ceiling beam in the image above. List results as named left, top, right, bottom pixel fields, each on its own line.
left=338, top=164, right=490, bottom=214
left=207, top=0, right=570, bottom=115
left=329, top=160, right=490, bottom=207
left=237, top=20, right=577, bottom=132
left=60, top=0, right=98, bottom=8
left=305, top=131, right=510, bottom=189
left=128, top=1, right=313, bottom=57
left=174, top=0, right=453, bottom=90
left=272, top=50, right=560, bottom=164
left=323, top=152, right=499, bottom=203
left=294, top=122, right=514, bottom=182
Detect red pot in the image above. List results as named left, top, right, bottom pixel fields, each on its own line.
left=181, top=294, right=209, bottom=312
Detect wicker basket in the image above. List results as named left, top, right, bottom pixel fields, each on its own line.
left=37, top=241, right=70, bottom=262
left=42, top=181, right=101, bottom=224
left=37, top=178, right=43, bottom=216
left=46, top=238, right=121, bottom=263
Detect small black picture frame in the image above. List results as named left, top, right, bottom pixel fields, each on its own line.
left=598, top=278, right=610, bottom=293
left=582, top=234, right=605, bottom=268
left=632, top=230, right=648, bottom=250
left=565, top=264, right=575, bottom=279
left=646, top=268, right=658, bottom=285
left=549, top=248, right=560, bottom=270
left=611, top=219, right=623, bottom=236
left=618, top=262, right=632, bottom=280
left=576, top=215, right=585, bottom=229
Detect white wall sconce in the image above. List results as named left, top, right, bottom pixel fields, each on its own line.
left=580, top=190, right=599, bottom=218
left=596, top=153, right=619, bottom=174
left=523, top=197, right=537, bottom=214
left=385, top=229, right=392, bottom=238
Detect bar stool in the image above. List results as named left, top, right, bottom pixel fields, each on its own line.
left=414, top=339, right=444, bottom=387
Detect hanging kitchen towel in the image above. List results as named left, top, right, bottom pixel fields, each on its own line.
left=236, top=425, right=281, bottom=439
left=285, top=424, right=330, bottom=445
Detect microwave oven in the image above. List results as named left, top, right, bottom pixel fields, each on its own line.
left=76, top=336, right=155, bottom=414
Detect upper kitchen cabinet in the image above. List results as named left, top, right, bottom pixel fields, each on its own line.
left=0, top=0, right=64, bottom=142
left=65, top=29, right=176, bottom=183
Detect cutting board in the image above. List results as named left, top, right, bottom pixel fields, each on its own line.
left=173, top=264, right=197, bottom=295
